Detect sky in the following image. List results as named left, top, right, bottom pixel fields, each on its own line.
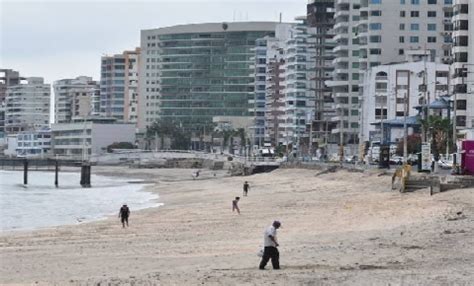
left=0, top=0, right=307, bottom=84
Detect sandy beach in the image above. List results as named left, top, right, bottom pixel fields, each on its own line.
left=0, top=167, right=473, bottom=285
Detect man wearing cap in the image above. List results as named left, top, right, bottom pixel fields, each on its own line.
left=259, top=221, right=281, bottom=270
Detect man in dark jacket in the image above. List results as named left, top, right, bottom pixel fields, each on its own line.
left=119, top=204, right=130, bottom=228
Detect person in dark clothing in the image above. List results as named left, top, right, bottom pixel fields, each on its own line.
left=259, top=221, right=281, bottom=270
left=232, top=197, right=240, bottom=214
left=243, top=181, right=250, bottom=196
left=118, top=204, right=130, bottom=228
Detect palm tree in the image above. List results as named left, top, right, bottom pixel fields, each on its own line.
left=420, top=115, right=452, bottom=159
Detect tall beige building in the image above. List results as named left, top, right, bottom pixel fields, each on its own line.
left=54, top=76, right=99, bottom=123
left=5, top=77, right=51, bottom=134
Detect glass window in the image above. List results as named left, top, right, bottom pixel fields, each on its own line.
left=370, top=23, right=382, bottom=30
left=410, top=23, right=419, bottom=30
left=399, top=36, right=405, bottom=43
left=411, top=11, right=419, bottom=17
left=370, top=0, right=382, bottom=3
left=427, top=11, right=436, bottom=17
left=427, top=36, right=437, bottom=43
left=400, top=0, right=405, bottom=3
left=410, top=36, right=419, bottom=43
left=400, top=23, right=405, bottom=30
left=428, top=0, right=436, bottom=4
left=411, top=0, right=419, bottom=4
left=370, top=35, right=382, bottom=43
left=400, top=11, right=406, bottom=17
left=427, top=24, right=436, bottom=31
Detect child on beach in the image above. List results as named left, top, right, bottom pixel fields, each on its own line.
left=232, top=197, right=240, bottom=214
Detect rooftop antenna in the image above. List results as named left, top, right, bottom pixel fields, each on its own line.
left=279, top=13, right=282, bottom=23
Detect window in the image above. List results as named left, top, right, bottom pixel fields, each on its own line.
left=428, top=11, right=436, bottom=17
left=371, top=10, right=382, bottom=16
left=456, top=100, right=467, bottom=110
left=370, top=0, right=382, bottom=3
left=399, top=49, right=404, bottom=55
left=411, top=11, right=419, bottom=17
left=399, top=36, right=405, bottom=43
left=410, top=23, right=419, bottom=30
left=428, top=0, right=437, bottom=4
left=411, top=0, right=419, bottom=4
left=427, top=36, right=437, bottom=43
left=370, top=49, right=382, bottom=55
left=400, top=0, right=405, bottom=3
left=410, top=36, right=419, bottom=43
left=400, top=23, right=405, bottom=30
left=370, top=23, right=382, bottom=30
left=444, top=0, right=452, bottom=4
left=427, top=23, right=437, bottom=31
left=370, top=35, right=382, bottom=43
left=400, top=11, right=406, bottom=17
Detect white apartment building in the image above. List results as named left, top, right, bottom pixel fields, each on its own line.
left=100, top=48, right=140, bottom=123
left=280, top=17, right=317, bottom=149
left=451, top=0, right=474, bottom=130
left=329, top=0, right=454, bottom=147
left=54, top=76, right=99, bottom=123
left=4, top=77, right=50, bottom=134
left=51, top=118, right=135, bottom=159
left=14, top=128, right=51, bottom=157
left=251, top=24, right=293, bottom=147
left=361, top=58, right=450, bottom=142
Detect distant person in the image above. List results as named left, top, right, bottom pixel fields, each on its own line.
left=243, top=181, right=250, bottom=196
left=232, top=197, right=240, bottom=214
left=259, top=220, right=281, bottom=270
left=193, top=170, right=200, bottom=180
left=118, top=204, right=130, bottom=228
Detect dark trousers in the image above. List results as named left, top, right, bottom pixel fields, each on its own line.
left=259, top=246, right=280, bottom=269
left=121, top=216, right=129, bottom=226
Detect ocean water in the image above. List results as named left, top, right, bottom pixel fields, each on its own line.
left=0, top=171, right=160, bottom=231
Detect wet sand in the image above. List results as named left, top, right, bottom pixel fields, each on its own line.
left=0, top=167, right=473, bottom=285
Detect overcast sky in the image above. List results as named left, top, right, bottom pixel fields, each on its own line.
left=0, top=0, right=306, bottom=84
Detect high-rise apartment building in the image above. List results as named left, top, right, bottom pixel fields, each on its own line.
left=100, top=48, right=140, bottom=123
left=329, top=0, right=454, bottom=149
left=54, top=76, right=99, bottom=123
left=451, top=0, right=474, bottom=130
left=307, top=0, right=337, bottom=146
left=5, top=77, right=50, bottom=134
left=280, top=18, right=317, bottom=150
left=0, top=69, right=24, bottom=136
left=138, top=22, right=277, bottom=133
left=252, top=24, right=292, bottom=147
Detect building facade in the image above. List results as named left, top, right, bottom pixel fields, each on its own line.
left=451, top=0, right=474, bottom=130
left=361, top=59, right=450, bottom=142
left=329, top=0, right=454, bottom=148
left=14, top=128, right=52, bottom=157
left=307, top=0, right=337, bottom=146
left=0, top=69, right=24, bottom=137
left=54, top=76, right=99, bottom=123
left=100, top=48, right=140, bottom=123
left=138, top=22, right=278, bottom=134
left=51, top=118, right=135, bottom=159
left=5, top=77, right=50, bottom=134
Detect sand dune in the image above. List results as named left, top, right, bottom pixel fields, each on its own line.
left=0, top=167, right=473, bottom=285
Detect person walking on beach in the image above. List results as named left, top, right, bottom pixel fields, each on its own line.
left=259, top=221, right=281, bottom=270
left=243, top=181, right=250, bottom=196
left=118, top=204, right=130, bottom=228
left=232, top=197, right=240, bottom=214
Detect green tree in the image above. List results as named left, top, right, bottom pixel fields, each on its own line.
left=396, top=134, right=422, bottom=156
left=420, top=115, right=452, bottom=159
left=147, top=119, right=190, bottom=150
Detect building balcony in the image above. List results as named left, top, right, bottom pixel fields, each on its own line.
left=325, top=80, right=348, bottom=87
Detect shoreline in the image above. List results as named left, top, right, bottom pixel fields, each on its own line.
left=0, top=167, right=473, bottom=285
left=0, top=169, right=164, bottom=233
